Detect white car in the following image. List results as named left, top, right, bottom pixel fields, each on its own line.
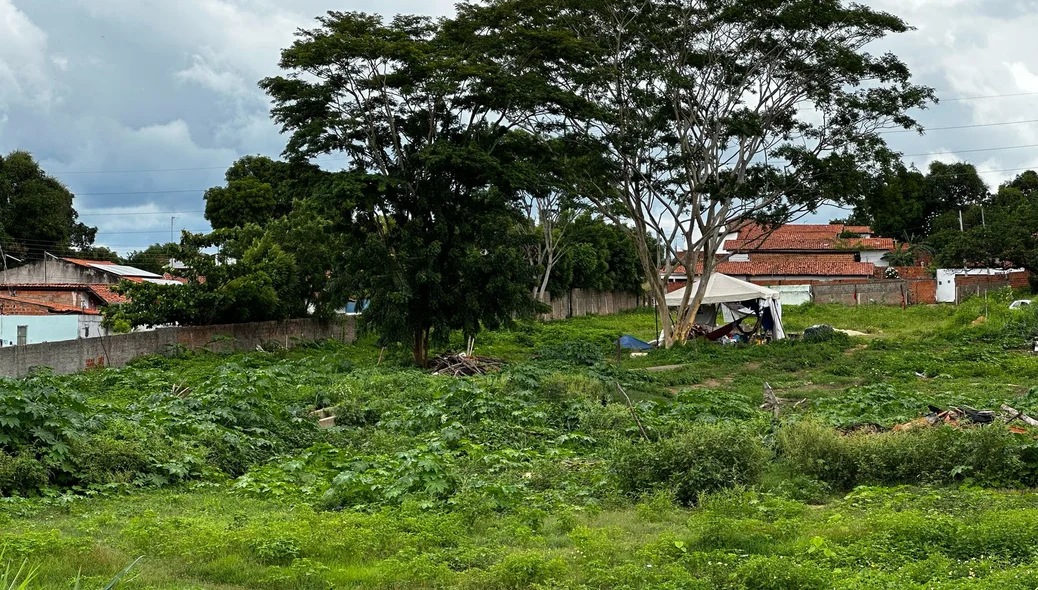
left=1009, top=300, right=1033, bottom=310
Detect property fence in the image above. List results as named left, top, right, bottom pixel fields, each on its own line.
left=0, top=317, right=356, bottom=379
left=540, top=289, right=646, bottom=321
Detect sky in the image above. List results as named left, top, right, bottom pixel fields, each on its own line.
left=2, top=0, right=1038, bottom=254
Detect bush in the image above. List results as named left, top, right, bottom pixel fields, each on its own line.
left=737, top=556, right=830, bottom=590
left=779, top=420, right=1036, bottom=490
left=535, top=341, right=604, bottom=366
left=0, top=451, right=48, bottom=495
left=612, top=423, right=770, bottom=505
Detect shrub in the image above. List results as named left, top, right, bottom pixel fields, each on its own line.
left=537, top=373, right=607, bottom=404
left=612, top=423, right=769, bottom=505
left=777, top=421, right=859, bottom=489
left=780, top=420, right=1037, bottom=490
left=737, top=555, right=830, bottom=590
left=0, top=451, right=48, bottom=496
left=489, top=551, right=567, bottom=589
left=0, top=376, right=88, bottom=461
left=535, top=341, right=604, bottom=366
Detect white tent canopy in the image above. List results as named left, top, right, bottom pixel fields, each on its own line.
left=665, top=273, right=785, bottom=340
left=666, top=273, right=779, bottom=306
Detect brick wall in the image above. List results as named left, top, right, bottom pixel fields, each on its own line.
left=875, top=266, right=932, bottom=280
left=10, top=290, right=79, bottom=307
left=0, top=300, right=52, bottom=315
left=956, top=271, right=1032, bottom=301
left=906, top=280, right=937, bottom=304
left=0, top=317, right=357, bottom=378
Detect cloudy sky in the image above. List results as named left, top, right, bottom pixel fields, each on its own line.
left=1, top=0, right=1037, bottom=254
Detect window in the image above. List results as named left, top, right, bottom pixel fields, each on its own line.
left=16, top=326, right=27, bottom=346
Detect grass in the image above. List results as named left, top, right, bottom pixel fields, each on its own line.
left=5, top=295, right=1038, bottom=587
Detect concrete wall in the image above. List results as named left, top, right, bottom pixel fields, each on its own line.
left=0, top=316, right=357, bottom=378
left=0, top=315, right=80, bottom=347
left=812, top=281, right=908, bottom=306
left=541, top=289, right=645, bottom=321
left=774, top=285, right=812, bottom=307
left=0, top=260, right=118, bottom=285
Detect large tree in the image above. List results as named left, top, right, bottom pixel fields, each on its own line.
left=261, top=12, right=541, bottom=366
left=463, top=0, right=933, bottom=346
left=0, top=151, right=99, bottom=263
left=204, top=155, right=327, bottom=230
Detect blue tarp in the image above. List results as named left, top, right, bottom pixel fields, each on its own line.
left=617, top=334, right=653, bottom=351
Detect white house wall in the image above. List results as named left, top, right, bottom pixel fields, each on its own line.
left=0, top=315, right=81, bottom=347
left=859, top=250, right=890, bottom=267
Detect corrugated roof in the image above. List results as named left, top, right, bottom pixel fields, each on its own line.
left=61, top=258, right=162, bottom=278
left=0, top=294, right=100, bottom=315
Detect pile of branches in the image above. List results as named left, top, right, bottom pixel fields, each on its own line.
left=430, top=353, right=505, bottom=377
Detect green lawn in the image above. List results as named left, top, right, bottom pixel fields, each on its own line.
left=6, top=296, right=1038, bottom=588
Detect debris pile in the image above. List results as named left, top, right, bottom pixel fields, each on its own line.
left=760, top=382, right=807, bottom=418
left=430, top=353, right=505, bottom=377
left=893, top=405, right=995, bottom=431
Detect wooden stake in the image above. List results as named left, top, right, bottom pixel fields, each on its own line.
left=617, top=382, right=650, bottom=442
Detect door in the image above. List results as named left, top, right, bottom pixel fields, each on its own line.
left=16, top=325, right=27, bottom=346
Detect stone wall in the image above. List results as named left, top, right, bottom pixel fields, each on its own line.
left=0, top=317, right=356, bottom=378
left=541, top=289, right=645, bottom=321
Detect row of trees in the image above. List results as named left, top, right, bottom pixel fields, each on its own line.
left=844, top=162, right=1038, bottom=274
left=110, top=0, right=930, bottom=363
left=106, top=155, right=646, bottom=362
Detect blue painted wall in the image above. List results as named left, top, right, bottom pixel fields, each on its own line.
left=0, top=316, right=81, bottom=347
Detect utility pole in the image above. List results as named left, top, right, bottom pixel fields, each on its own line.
left=170, top=216, right=177, bottom=244
left=959, top=210, right=964, bottom=232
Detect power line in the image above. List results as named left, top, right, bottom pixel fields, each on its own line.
left=903, top=143, right=1038, bottom=158
left=74, top=189, right=206, bottom=196
left=51, top=157, right=350, bottom=176
left=942, top=91, right=1038, bottom=102
left=78, top=210, right=205, bottom=217
left=883, top=118, right=1038, bottom=134
left=91, top=229, right=210, bottom=235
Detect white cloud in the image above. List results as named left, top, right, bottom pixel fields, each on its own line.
left=175, top=53, right=250, bottom=98
left=0, top=0, right=51, bottom=110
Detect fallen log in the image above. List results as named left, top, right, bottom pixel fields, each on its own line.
left=1002, top=404, right=1038, bottom=427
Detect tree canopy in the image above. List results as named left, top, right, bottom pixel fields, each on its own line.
left=457, top=0, right=934, bottom=345
left=0, top=151, right=98, bottom=263
left=261, top=12, right=544, bottom=365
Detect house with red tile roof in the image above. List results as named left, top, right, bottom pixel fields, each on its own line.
left=663, top=223, right=899, bottom=287
left=0, top=292, right=108, bottom=346
left=0, top=258, right=185, bottom=346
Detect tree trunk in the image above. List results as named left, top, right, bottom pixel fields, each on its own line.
left=413, top=327, right=430, bottom=368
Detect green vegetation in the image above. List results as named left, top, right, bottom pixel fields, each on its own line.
left=7, top=299, right=1038, bottom=586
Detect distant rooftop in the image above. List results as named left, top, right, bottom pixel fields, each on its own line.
left=61, top=258, right=163, bottom=279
